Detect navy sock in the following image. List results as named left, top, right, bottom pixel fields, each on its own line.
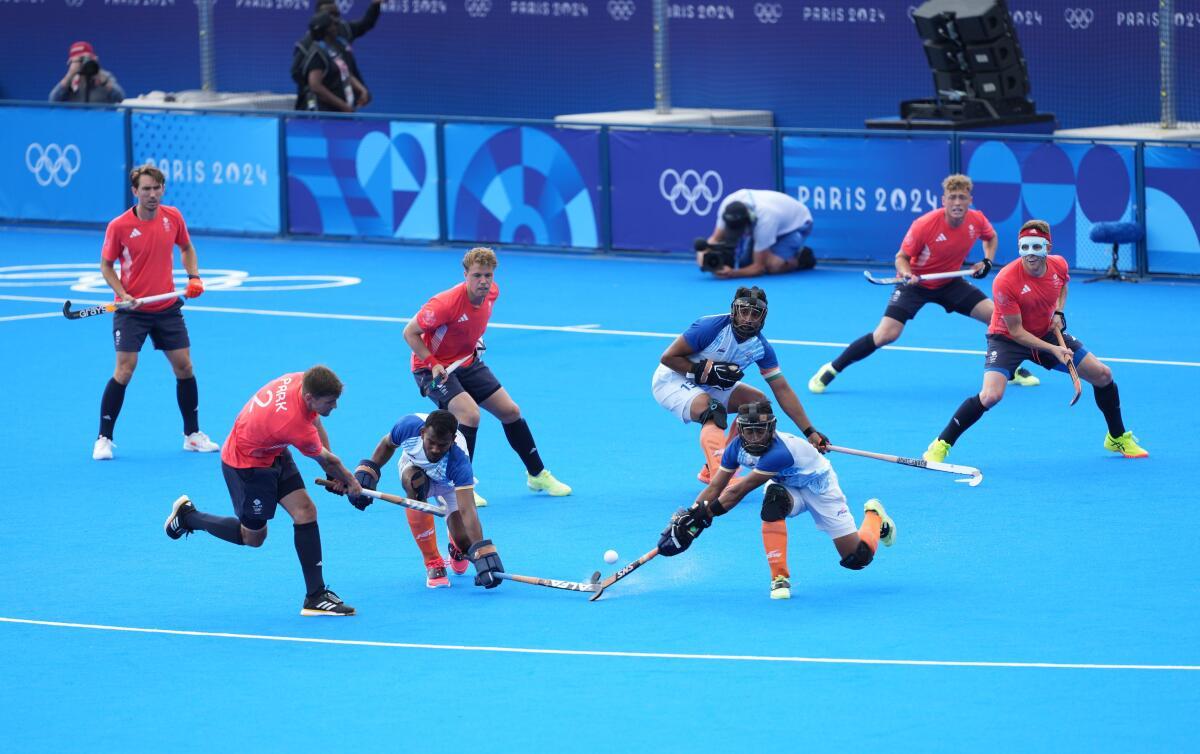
left=99, top=378, right=127, bottom=439
left=831, top=334, right=878, bottom=373
left=939, top=395, right=988, bottom=446
left=459, top=424, right=478, bottom=460
left=186, top=509, right=244, bottom=545
left=177, top=376, right=199, bottom=435
left=294, top=521, right=325, bottom=596
left=503, top=418, right=545, bottom=476
left=1093, top=381, right=1126, bottom=437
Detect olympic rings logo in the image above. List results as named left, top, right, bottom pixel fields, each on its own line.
left=607, top=0, right=634, bottom=21
left=754, top=2, right=782, bottom=24
left=464, top=0, right=491, bottom=17
left=25, top=143, right=82, bottom=188
left=659, top=169, right=723, bottom=216
left=1064, top=8, right=1094, bottom=29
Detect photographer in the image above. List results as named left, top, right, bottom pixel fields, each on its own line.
left=50, top=41, right=125, bottom=104
left=697, top=189, right=814, bottom=279
left=292, top=0, right=380, bottom=110
left=300, top=12, right=369, bottom=113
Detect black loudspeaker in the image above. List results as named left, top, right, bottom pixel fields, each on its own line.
left=913, top=0, right=1011, bottom=44
left=906, top=0, right=1039, bottom=117
left=934, top=65, right=1029, bottom=99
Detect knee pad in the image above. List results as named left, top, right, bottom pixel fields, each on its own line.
left=403, top=466, right=430, bottom=501
left=839, top=540, right=875, bottom=570
left=697, top=397, right=727, bottom=430
left=760, top=485, right=792, bottom=522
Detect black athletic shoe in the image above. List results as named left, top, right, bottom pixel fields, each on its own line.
left=301, top=588, right=355, bottom=617
left=164, top=495, right=196, bottom=540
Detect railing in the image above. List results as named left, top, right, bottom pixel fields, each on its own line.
left=3, top=101, right=1199, bottom=275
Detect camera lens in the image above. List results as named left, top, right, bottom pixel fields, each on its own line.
left=80, top=57, right=100, bottom=77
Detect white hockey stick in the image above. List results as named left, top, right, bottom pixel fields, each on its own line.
left=828, top=445, right=983, bottom=486
left=862, top=269, right=976, bottom=286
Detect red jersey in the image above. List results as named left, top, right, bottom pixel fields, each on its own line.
left=989, top=256, right=1070, bottom=338
left=221, top=372, right=324, bottom=469
left=409, top=282, right=499, bottom=371
left=101, top=205, right=191, bottom=313
left=900, top=208, right=995, bottom=289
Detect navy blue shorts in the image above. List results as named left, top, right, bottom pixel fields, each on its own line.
left=414, top=359, right=503, bottom=409
left=984, top=332, right=1090, bottom=379
left=112, top=300, right=190, bottom=353
left=883, top=278, right=987, bottom=324
left=222, top=449, right=305, bottom=527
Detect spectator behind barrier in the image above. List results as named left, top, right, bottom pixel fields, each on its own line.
left=50, top=41, right=125, bottom=105
left=300, top=12, right=368, bottom=113
left=697, top=189, right=816, bottom=279
left=291, top=0, right=380, bottom=110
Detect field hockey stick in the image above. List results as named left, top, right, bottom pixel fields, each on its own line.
left=314, top=478, right=448, bottom=517
left=1052, top=328, right=1082, bottom=407
left=828, top=445, right=983, bottom=487
left=62, top=290, right=184, bottom=320
left=419, top=355, right=469, bottom=398
left=588, top=547, right=660, bottom=602
left=862, top=269, right=976, bottom=286
left=497, top=570, right=603, bottom=593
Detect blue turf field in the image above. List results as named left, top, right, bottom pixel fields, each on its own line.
left=1, top=225, right=1197, bottom=752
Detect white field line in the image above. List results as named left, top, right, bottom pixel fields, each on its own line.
left=3, top=294, right=1198, bottom=368
left=1, top=617, right=1196, bottom=671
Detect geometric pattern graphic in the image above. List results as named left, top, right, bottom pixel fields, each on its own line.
left=1144, top=145, right=1200, bottom=275
left=286, top=119, right=438, bottom=240
left=445, top=124, right=599, bottom=249
left=132, top=113, right=281, bottom=234
left=962, top=139, right=1135, bottom=270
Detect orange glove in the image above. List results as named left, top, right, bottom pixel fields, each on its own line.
left=185, top=275, right=204, bottom=298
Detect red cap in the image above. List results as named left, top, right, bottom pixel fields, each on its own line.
left=68, top=41, right=95, bottom=60
left=1018, top=226, right=1051, bottom=243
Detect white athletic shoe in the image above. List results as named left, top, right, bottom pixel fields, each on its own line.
left=92, top=436, right=115, bottom=461
left=183, top=431, right=220, bottom=453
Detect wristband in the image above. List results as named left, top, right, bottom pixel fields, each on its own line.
left=707, top=499, right=727, bottom=517
left=188, top=274, right=200, bottom=279
left=802, top=426, right=816, bottom=437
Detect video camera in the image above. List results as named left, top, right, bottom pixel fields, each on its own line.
left=695, top=237, right=736, bottom=273
left=77, top=56, right=100, bottom=78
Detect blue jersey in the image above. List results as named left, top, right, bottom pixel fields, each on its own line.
left=682, top=314, right=781, bottom=378
left=721, top=431, right=831, bottom=490
left=388, top=414, right=474, bottom=489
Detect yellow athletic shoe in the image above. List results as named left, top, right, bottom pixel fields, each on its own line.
left=923, top=438, right=951, bottom=463
left=808, top=362, right=838, bottom=394
left=527, top=469, right=572, bottom=496
left=864, top=499, right=896, bottom=547
left=1008, top=367, right=1041, bottom=387
left=769, top=575, right=791, bottom=600
left=473, top=489, right=488, bottom=508
left=1104, top=431, right=1149, bottom=458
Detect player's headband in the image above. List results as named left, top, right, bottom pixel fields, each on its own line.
left=1017, top=227, right=1050, bottom=258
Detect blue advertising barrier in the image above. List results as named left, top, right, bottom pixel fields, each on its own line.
left=445, top=124, right=600, bottom=249
left=962, top=139, right=1136, bottom=269
left=132, top=112, right=281, bottom=234
left=1145, top=145, right=1200, bottom=275
left=0, top=107, right=126, bottom=224
left=609, top=130, right=774, bottom=252
left=781, top=136, right=951, bottom=262
left=286, top=119, right=438, bottom=240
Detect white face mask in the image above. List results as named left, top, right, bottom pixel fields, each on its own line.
left=1017, top=238, right=1049, bottom=258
